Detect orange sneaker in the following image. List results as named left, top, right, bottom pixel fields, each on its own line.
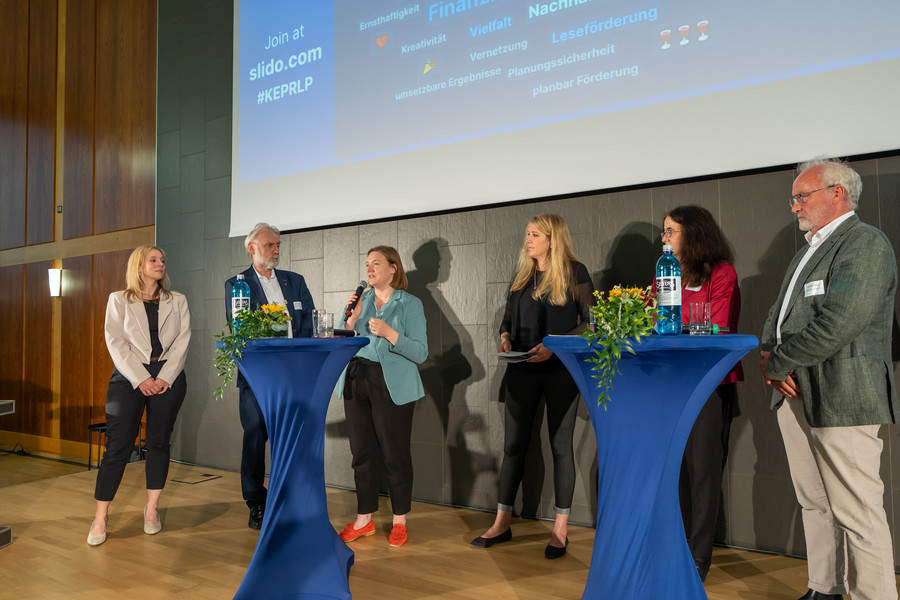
left=339, top=521, right=375, bottom=542
left=388, top=523, right=407, bottom=547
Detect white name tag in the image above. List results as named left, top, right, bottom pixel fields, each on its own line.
left=804, top=280, right=825, bottom=297
left=293, top=301, right=302, bottom=310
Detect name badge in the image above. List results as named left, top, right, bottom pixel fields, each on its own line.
left=293, top=301, right=302, bottom=310
left=804, top=280, right=825, bottom=297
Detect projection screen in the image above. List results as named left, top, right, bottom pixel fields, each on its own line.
left=230, top=0, right=900, bottom=235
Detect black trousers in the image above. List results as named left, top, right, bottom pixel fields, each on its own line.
left=344, top=358, right=416, bottom=516
left=680, top=382, right=736, bottom=560
left=94, top=362, right=186, bottom=502
left=498, top=360, right=580, bottom=513
left=238, top=373, right=268, bottom=508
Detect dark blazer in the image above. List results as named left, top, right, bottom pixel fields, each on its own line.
left=761, top=214, right=898, bottom=427
left=225, top=266, right=315, bottom=339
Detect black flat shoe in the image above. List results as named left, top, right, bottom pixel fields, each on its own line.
left=470, top=527, right=512, bottom=548
left=798, top=590, right=844, bottom=600
left=544, top=537, right=568, bottom=559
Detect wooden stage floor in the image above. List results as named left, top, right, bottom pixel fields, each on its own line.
left=1, top=454, right=894, bottom=599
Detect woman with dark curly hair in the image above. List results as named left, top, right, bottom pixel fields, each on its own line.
left=661, top=205, right=743, bottom=581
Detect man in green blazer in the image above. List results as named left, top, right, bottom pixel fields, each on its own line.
left=760, top=158, right=898, bottom=600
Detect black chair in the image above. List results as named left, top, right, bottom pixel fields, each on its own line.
left=87, top=420, right=147, bottom=470
left=87, top=422, right=107, bottom=471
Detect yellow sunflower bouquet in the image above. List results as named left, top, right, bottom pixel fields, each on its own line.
left=213, top=303, right=291, bottom=399
left=582, top=286, right=657, bottom=409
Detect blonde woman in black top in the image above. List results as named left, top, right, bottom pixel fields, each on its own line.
left=472, top=214, right=594, bottom=559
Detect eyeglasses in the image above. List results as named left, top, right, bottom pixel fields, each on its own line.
left=660, top=228, right=681, bottom=240
left=789, top=185, right=836, bottom=208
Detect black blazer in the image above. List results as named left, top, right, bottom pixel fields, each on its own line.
left=225, top=266, right=315, bottom=338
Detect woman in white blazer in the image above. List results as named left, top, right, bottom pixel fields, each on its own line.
left=87, top=246, right=191, bottom=546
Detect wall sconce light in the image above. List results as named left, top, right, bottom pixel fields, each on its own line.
left=48, top=268, right=62, bottom=297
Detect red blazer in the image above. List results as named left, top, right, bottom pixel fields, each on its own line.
left=682, top=263, right=744, bottom=384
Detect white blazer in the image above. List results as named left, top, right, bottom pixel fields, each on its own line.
left=104, top=290, right=191, bottom=389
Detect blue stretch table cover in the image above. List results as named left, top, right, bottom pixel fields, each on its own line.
left=233, top=337, right=369, bottom=600
left=542, top=334, right=758, bottom=600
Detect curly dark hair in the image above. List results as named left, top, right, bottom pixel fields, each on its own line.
left=665, top=205, right=734, bottom=288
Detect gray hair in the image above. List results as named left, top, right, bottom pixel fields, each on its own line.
left=244, top=222, right=281, bottom=255
left=797, top=156, right=862, bottom=209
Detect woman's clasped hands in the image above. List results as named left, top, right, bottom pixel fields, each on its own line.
left=138, top=377, right=171, bottom=396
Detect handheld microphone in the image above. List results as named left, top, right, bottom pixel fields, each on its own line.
left=345, top=280, right=367, bottom=318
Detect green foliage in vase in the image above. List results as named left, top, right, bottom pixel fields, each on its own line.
left=581, top=286, right=657, bottom=409
left=213, top=304, right=291, bottom=400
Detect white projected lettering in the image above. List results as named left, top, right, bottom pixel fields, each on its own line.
left=230, top=0, right=900, bottom=234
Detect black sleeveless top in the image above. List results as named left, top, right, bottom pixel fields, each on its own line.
left=143, top=301, right=164, bottom=361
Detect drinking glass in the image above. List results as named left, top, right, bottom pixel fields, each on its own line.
left=688, top=302, right=711, bottom=335
left=317, top=311, right=334, bottom=338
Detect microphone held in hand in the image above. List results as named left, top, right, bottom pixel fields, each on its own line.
left=345, top=280, right=367, bottom=318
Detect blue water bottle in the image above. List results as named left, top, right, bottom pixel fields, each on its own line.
left=231, top=273, right=251, bottom=331
left=655, top=244, right=682, bottom=335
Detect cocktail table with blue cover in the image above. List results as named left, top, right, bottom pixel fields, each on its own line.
left=542, top=334, right=758, bottom=600
left=232, top=337, right=368, bottom=600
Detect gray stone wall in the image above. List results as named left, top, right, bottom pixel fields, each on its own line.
left=157, top=0, right=900, bottom=563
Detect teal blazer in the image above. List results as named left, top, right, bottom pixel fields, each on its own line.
left=761, top=215, right=898, bottom=427
left=335, top=288, right=428, bottom=405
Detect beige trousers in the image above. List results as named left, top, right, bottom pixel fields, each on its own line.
left=777, top=397, right=897, bottom=600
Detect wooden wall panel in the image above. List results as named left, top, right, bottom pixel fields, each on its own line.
left=25, top=0, right=58, bottom=246
left=63, top=0, right=97, bottom=240
left=93, top=0, right=156, bottom=234
left=60, top=255, right=94, bottom=441
left=0, top=266, right=25, bottom=432
left=0, top=0, right=29, bottom=251
left=1, top=0, right=158, bottom=454
left=91, top=249, right=131, bottom=425
left=22, top=261, right=53, bottom=437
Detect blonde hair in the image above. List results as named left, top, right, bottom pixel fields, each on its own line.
left=509, top=214, right=577, bottom=306
left=367, top=246, right=408, bottom=290
left=123, top=245, right=172, bottom=302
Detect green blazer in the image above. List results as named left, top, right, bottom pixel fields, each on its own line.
left=335, top=288, right=428, bottom=405
left=761, top=214, right=898, bottom=427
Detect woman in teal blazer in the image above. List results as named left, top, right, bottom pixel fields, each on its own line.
left=335, top=245, right=427, bottom=548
